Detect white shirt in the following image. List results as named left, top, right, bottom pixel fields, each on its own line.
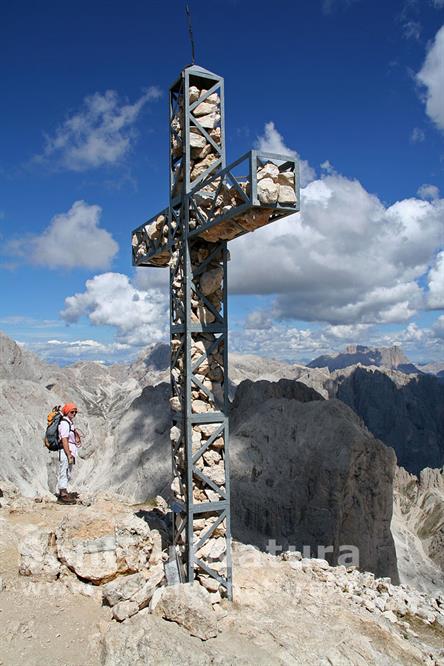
left=58, top=416, right=78, bottom=458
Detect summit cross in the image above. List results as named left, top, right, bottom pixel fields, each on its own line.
left=131, top=64, right=300, bottom=599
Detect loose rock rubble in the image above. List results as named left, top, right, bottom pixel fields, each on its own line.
left=102, top=542, right=444, bottom=665
left=281, top=550, right=444, bottom=635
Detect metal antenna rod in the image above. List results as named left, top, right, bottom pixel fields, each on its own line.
left=185, top=3, right=196, bottom=65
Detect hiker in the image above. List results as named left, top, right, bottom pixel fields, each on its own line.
left=57, top=402, right=81, bottom=504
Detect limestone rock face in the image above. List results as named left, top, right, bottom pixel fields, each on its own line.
left=0, top=330, right=46, bottom=381
left=78, top=382, right=172, bottom=502
left=153, top=583, right=217, bottom=640
left=228, top=352, right=331, bottom=399
left=335, top=366, right=444, bottom=474
left=308, top=344, right=418, bottom=373
left=392, top=465, right=444, bottom=593
left=231, top=377, right=324, bottom=409
left=230, top=379, right=399, bottom=581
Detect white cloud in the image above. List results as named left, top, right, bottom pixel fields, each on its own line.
left=133, top=266, right=169, bottom=291
left=428, top=251, right=444, bottom=309
left=432, top=1, right=444, bottom=8
left=230, top=323, right=326, bottom=361
left=417, top=183, right=440, bottom=200
left=228, top=171, right=444, bottom=325
left=26, top=338, right=132, bottom=364
left=324, top=323, right=371, bottom=340
left=244, top=310, right=273, bottom=330
left=6, top=201, right=118, bottom=270
left=410, top=127, right=425, bottom=143
left=416, top=25, right=444, bottom=131
left=61, top=272, right=168, bottom=346
left=231, top=315, right=444, bottom=364
left=320, top=160, right=335, bottom=174
left=34, top=86, right=162, bottom=171
left=255, top=122, right=316, bottom=187
left=47, top=338, right=130, bottom=354
left=432, top=315, right=444, bottom=339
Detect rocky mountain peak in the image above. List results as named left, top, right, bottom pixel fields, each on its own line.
left=0, top=330, right=47, bottom=381
left=308, top=344, right=417, bottom=373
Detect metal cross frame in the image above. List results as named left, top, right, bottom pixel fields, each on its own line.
left=132, top=64, right=300, bottom=600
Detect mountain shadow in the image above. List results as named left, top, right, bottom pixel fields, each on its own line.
left=336, top=368, right=444, bottom=475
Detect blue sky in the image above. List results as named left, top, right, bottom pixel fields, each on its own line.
left=1, top=0, right=443, bottom=365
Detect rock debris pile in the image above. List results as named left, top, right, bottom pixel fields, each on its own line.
left=283, top=551, right=444, bottom=633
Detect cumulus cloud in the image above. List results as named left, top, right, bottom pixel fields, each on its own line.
left=417, top=183, right=440, bottom=200
left=6, top=201, right=118, bottom=270
left=61, top=272, right=168, bottom=346
left=428, top=251, right=444, bottom=309
left=228, top=171, right=444, bottom=325
left=416, top=25, right=444, bottom=131
left=244, top=310, right=273, bottom=330
left=34, top=86, right=161, bottom=171
left=231, top=314, right=444, bottom=363
left=25, top=338, right=132, bottom=364
left=230, top=323, right=327, bottom=361
left=255, top=122, right=316, bottom=187
left=432, top=315, right=444, bottom=339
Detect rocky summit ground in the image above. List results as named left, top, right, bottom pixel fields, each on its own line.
left=1, top=491, right=443, bottom=666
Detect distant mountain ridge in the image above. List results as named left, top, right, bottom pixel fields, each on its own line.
left=3, top=330, right=444, bottom=591
left=308, top=344, right=421, bottom=374
left=334, top=366, right=444, bottom=475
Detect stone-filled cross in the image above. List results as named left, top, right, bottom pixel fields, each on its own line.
left=131, top=64, right=300, bottom=600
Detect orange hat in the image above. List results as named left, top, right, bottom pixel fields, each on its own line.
left=62, top=403, right=78, bottom=416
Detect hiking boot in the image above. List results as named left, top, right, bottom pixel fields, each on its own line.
left=57, top=494, right=76, bottom=505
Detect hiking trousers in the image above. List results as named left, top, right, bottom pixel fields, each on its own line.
left=58, top=450, right=74, bottom=491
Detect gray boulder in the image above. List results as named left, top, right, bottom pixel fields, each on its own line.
left=153, top=583, right=217, bottom=640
